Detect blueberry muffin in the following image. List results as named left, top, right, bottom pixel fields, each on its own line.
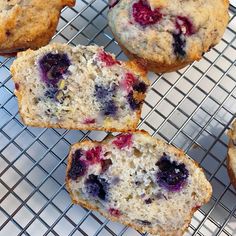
left=66, top=130, right=212, bottom=236
left=227, top=120, right=236, bottom=189
left=108, top=0, right=229, bottom=73
left=0, top=0, right=75, bottom=56
left=10, top=43, right=149, bottom=132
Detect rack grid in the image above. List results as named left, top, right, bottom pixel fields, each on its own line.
left=0, top=1, right=236, bottom=236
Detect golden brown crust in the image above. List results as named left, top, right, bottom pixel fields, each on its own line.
left=0, top=1, right=75, bottom=56
left=66, top=130, right=212, bottom=236
left=227, top=124, right=236, bottom=189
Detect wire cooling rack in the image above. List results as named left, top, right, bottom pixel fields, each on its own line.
left=0, top=1, right=236, bottom=236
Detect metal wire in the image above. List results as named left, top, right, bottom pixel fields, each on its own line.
left=0, top=1, right=236, bottom=236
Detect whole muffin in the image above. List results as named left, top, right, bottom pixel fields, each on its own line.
left=0, top=0, right=75, bottom=56
left=108, top=0, right=229, bottom=73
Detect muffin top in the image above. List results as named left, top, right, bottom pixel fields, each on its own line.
left=108, top=0, right=229, bottom=65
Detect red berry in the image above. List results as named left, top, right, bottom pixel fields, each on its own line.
left=109, top=208, right=121, bottom=217
left=121, top=73, right=137, bottom=92
left=98, top=51, right=121, bottom=67
left=83, top=118, right=96, bottom=124
left=112, top=134, right=133, bottom=149
left=85, top=146, right=102, bottom=164
left=132, top=0, right=162, bottom=26
left=15, top=83, right=20, bottom=90
left=176, top=16, right=195, bottom=36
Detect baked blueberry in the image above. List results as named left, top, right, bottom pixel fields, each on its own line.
left=103, top=100, right=118, bottom=116
left=133, top=81, right=148, bottom=93
left=172, top=33, right=186, bottom=57
left=144, top=198, right=152, bottom=204
left=68, top=149, right=87, bottom=180
left=44, top=88, right=58, bottom=99
left=39, top=53, right=70, bottom=86
left=156, top=155, right=189, bottom=191
left=85, top=174, right=109, bottom=201
left=94, top=84, right=116, bottom=101
left=95, top=85, right=111, bottom=101
left=127, top=91, right=141, bottom=110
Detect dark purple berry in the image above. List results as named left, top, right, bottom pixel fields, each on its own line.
left=132, top=0, right=162, bottom=27
left=68, top=149, right=87, bottom=180
left=101, top=159, right=113, bottom=172
left=44, top=87, right=58, bottom=99
left=156, top=155, right=189, bottom=192
left=144, top=198, right=152, bottom=204
left=94, top=84, right=118, bottom=116
left=39, top=53, right=70, bottom=86
left=95, top=85, right=110, bottom=101
left=133, top=81, right=147, bottom=93
left=127, top=91, right=141, bottom=110
left=85, top=174, right=108, bottom=201
left=94, top=84, right=116, bottom=101
left=172, top=33, right=186, bottom=57
left=103, top=100, right=118, bottom=116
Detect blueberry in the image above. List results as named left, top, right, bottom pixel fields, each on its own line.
left=156, top=155, right=189, bottom=191
left=44, top=87, right=58, bottom=99
left=172, top=33, right=186, bottom=57
left=94, top=84, right=118, bottom=116
left=127, top=91, right=141, bottom=110
left=68, top=149, right=87, bottom=180
left=94, top=84, right=117, bottom=101
left=103, top=100, right=118, bottom=116
left=85, top=174, right=108, bottom=201
left=133, top=81, right=147, bottom=93
left=95, top=85, right=110, bottom=101
left=144, top=198, right=152, bottom=204
left=39, top=53, right=70, bottom=86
